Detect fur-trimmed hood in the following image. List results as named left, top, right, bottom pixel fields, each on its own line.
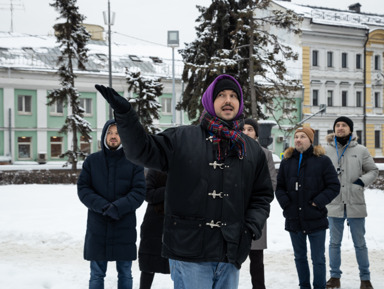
left=283, top=145, right=325, bottom=159
left=325, top=133, right=358, bottom=144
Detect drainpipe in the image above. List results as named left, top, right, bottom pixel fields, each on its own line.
left=8, top=108, right=12, bottom=160
left=180, top=80, right=184, bottom=125
left=363, top=30, right=369, bottom=146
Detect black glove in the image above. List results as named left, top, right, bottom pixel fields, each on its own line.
left=95, top=84, right=131, bottom=114
left=101, top=203, right=110, bottom=213
left=353, top=178, right=365, bottom=187
left=102, top=204, right=120, bottom=220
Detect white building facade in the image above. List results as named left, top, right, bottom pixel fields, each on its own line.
left=274, top=1, right=384, bottom=156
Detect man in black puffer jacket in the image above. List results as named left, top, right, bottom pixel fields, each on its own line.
left=276, top=126, right=340, bottom=289
left=95, top=74, right=274, bottom=289
left=77, top=119, right=146, bottom=289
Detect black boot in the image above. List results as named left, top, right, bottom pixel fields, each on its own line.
left=139, top=271, right=155, bottom=289
left=326, top=277, right=340, bottom=289
left=360, top=280, right=374, bottom=289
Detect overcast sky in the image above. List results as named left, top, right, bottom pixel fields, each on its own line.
left=0, top=0, right=382, bottom=49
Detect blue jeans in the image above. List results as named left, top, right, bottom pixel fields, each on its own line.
left=89, top=260, right=133, bottom=289
left=328, top=214, right=370, bottom=280
left=289, top=230, right=326, bottom=289
left=169, top=259, right=239, bottom=289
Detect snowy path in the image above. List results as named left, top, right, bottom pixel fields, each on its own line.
left=0, top=185, right=383, bottom=289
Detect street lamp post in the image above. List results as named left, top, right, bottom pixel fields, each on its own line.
left=167, top=30, right=179, bottom=125
left=103, top=0, right=115, bottom=119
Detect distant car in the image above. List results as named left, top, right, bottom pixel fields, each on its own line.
left=0, top=155, right=12, bottom=165
left=272, top=153, right=281, bottom=170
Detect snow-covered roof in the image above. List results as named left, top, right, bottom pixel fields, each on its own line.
left=0, top=31, right=183, bottom=78
left=274, top=0, right=384, bottom=30
left=259, top=119, right=278, bottom=125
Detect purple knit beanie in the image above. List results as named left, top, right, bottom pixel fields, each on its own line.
left=201, top=74, right=244, bottom=119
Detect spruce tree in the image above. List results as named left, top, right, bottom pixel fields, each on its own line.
left=179, top=0, right=302, bottom=129
left=232, top=0, right=302, bottom=130
left=178, top=0, right=239, bottom=122
left=47, top=0, right=92, bottom=170
left=126, top=70, right=162, bottom=134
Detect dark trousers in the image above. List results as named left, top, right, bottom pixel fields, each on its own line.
left=289, top=230, right=326, bottom=289
left=249, top=250, right=265, bottom=289
left=139, top=271, right=155, bottom=289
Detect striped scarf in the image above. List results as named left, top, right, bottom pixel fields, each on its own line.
left=200, top=110, right=246, bottom=161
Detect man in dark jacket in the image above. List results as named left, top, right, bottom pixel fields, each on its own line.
left=77, top=119, right=146, bottom=289
left=276, top=126, right=340, bottom=289
left=95, top=74, right=274, bottom=289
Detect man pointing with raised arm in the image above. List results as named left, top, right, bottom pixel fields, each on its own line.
left=95, top=74, right=274, bottom=289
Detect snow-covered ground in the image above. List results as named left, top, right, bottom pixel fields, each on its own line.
left=0, top=185, right=383, bottom=289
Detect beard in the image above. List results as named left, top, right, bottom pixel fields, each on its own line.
left=107, top=139, right=120, bottom=150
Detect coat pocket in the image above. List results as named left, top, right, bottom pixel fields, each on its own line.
left=350, top=184, right=365, bottom=204
left=304, top=203, right=327, bottom=220
left=163, top=215, right=205, bottom=257
left=235, top=225, right=253, bottom=266
left=283, top=202, right=298, bottom=220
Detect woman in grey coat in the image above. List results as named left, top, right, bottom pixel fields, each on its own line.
left=243, top=118, right=277, bottom=289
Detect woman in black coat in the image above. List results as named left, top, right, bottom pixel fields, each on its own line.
left=138, top=169, right=170, bottom=289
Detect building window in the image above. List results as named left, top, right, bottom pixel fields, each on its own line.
left=161, top=98, right=172, bottom=115
left=129, top=55, right=142, bottom=62
left=312, top=90, right=319, bottom=106
left=327, top=51, right=333, bottom=67
left=261, top=104, right=272, bottom=117
left=18, top=95, right=32, bottom=114
left=342, top=91, right=348, bottom=106
left=50, top=136, right=63, bottom=158
left=49, top=99, right=64, bottom=115
left=18, top=136, right=32, bottom=160
left=375, top=130, right=381, bottom=148
left=374, top=55, right=381, bottom=70
left=374, top=92, right=381, bottom=108
left=356, top=54, right=362, bottom=69
left=79, top=98, right=92, bottom=116
left=341, top=53, right=347, bottom=68
left=80, top=135, right=91, bottom=155
left=312, top=50, right=318, bottom=67
left=283, top=102, right=292, bottom=109
left=327, top=90, right=333, bottom=106
left=356, top=91, right=362, bottom=107
left=356, top=130, right=362, bottom=144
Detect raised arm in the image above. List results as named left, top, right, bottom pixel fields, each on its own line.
left=95, top=84, right=173, bottom=171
